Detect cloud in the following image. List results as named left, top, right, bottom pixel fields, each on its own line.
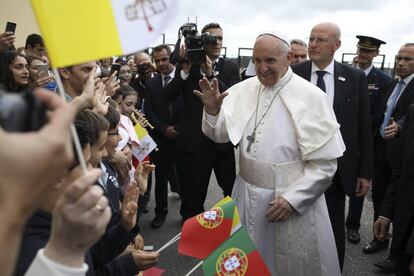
left=161, top=0, right=413, bottom=67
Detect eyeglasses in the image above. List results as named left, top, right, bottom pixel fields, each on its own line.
left=108, top=130, right=119, bottom=136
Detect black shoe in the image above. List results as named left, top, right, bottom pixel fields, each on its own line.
left=151, top=215, right=166, bottom=229
left=347, top=229, right=361, bottom=244
left=362, top=239, right=388, bottom=254
left=374, top=258, right=396, bottom=273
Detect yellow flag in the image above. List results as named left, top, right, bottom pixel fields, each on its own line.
left=31, top=0, right=178, bottom=67
left=214, top=196, right=241, bottom=235
left=134, top=123, right=148, bottom=140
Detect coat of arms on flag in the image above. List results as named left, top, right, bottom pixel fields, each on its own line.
left=30, top=0, right=178, bottom=68
left=196, top=207, right=224, bottom=228
left=216, top=248, right=248, bottom=275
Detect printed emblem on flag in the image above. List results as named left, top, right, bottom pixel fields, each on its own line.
left=196, top=207, right=223, bottom=229
left=125, top=0, right=167, bottom=32
left=216, top=247, right=248, bottom=276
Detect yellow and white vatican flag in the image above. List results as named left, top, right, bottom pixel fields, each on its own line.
left=31, top=0, right=178, bottom=67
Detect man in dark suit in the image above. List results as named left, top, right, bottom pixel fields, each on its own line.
left=374, top=104, right=414, bottom=276
left=368, top=43, right=414, bottom=272
left=346, top=35, right=392, bottom=245
left=164, top=22, right=240, bottom=221
left=144, top=44, right=182, bottom=229
left=291, top=22, right=374, bottom=270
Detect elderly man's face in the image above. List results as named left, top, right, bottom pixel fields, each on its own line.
left=252, top=35, right=292, bottom=87
left=291, top=43, right=307, bottom=64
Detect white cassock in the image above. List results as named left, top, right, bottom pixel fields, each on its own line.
left=202, top=67, right=345, bottom=275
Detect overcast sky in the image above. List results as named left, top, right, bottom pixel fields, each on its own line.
left=155, top=0, right=413, bottom=68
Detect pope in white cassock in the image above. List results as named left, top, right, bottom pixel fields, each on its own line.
left=194, top=32, right=346, bottom=275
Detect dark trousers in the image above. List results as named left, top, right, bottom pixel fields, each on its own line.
left=325, top=174, right=345, bottom=271
left=373, top=138, right=393, bottom=221
left=396, top=251, right=412, bottom=276
left=141, top=172, right=152, bottom=209
left=177, top=140, right=235, bottom=220
left=152, top=141, right=180, bottom=217
left=346, top=195, right=364, bottom=230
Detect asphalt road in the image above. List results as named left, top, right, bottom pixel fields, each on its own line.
left=139, top=150, right=391, bottom=275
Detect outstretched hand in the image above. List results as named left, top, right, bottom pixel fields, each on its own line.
left=134, top=161, right=155, bottom=195
left=120, top=180, right=140, bottom=231
left=193, top=77, right=228, bottom=116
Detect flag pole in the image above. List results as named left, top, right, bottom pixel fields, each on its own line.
left=156, top=232, right=181, bottom=253
left=53, top=68, right=88, bottom=174
left=184, top=261, right=203, bottom=276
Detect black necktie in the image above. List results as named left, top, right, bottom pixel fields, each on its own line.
left=163, top=75, right=171, bottom=87
left=316, top=70, right=326, bottom=92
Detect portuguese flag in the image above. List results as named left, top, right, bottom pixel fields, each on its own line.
left=202, top=228, right=271, bottom=276
left=178, top=196, right=241, bottom=259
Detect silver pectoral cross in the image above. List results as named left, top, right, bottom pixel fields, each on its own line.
left=246, top=131, right=256, bottom=152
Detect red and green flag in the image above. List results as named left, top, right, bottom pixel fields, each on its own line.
left=178, top=196, right=241, bottom=259
left=202, top=228, right=271, bottom=276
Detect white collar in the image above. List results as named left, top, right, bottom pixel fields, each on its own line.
left=161, top=68, right=175, bottom=80
left=402, top=72, right=414, bottom=85
left=357, top=64, right=373, bottom=76
left=275, top=67, right=293, bottom=89
left=311, top=59, right=335, bottom=75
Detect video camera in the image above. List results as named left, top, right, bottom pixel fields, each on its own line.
left=170, top=23, right=219, bottom=65
left=0, top=89, right=47, bottom=132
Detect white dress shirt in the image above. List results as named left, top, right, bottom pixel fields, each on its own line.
left=311, top=60, right=335, bottom=105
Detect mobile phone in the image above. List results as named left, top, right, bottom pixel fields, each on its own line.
left=110, top=63, right=121, bottom=78
left=5, top=22, right=16, bottom=34
left=38, top=64, right=49, bottom=79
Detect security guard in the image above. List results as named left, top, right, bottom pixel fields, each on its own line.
left=346, top=35, right=392, bottom=246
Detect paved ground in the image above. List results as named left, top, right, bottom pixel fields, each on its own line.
left=139, top=150, right=391, bottom=275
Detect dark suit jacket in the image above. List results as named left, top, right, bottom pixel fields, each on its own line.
left=163, top=57, right=240, bottom=152
left=379, top=104, right=414, bottom=255
left=292, top=60, right=374, bottom=196
left=144, top=73, right=182, bottom=148
left=371, top=77, right=414, bottom=166
left=366, top=66, right=392, bottom=121
left=372, top=77, right=414, bottom=138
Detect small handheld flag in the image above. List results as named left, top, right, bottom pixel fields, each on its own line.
left=202, top=228, right=271, bottom=276
left=179, top=196, right=241, bottom=259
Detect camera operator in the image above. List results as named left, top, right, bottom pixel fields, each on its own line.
left=164, top=22, right=240, bottom=222
left=131, top=51, right=156, bottom=110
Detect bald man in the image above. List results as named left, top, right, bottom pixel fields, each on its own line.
left=131, top=51, right=156, bottom=108
left=292, top=22, right=374, bottom=270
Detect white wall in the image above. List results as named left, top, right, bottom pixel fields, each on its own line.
left=0, top=0, right=40, bottom=48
